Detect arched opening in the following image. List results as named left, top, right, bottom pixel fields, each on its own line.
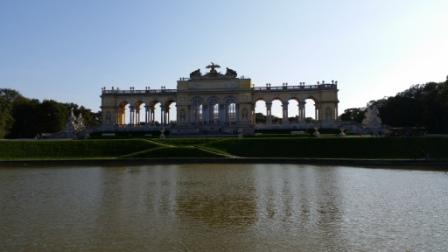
left=153, top=102, right=162, bottom=125
left=168, top=101, right=177, bottom=124
left=198, top=104, right=203, bottom=122
left=137, top=101, right=147, bottom=125
left=212, top=103, right=219, bottom=122
left=117, top=101, right=129, bottom=125
left=304, top=98, right=317, bottom=121
left=254, top=99, right=267, bottom=124
left=206, top=96, right=219, bottom=124
left=271, top=99, right=283, bottom=124
left=288, top=99, right=299, bottom=123
left=124, top=103, right=131, bottom=125
left=228, top=103, right=236, bottom=122
left=191, top=96, right=203, bottom=124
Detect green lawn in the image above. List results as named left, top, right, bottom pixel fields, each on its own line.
left=0, top=139, right=159, bottom=159
left=0, top=136, right=447, bottom=160
left=204, top=137, right=448, bottom=159
left=124, top=146, right=224, bottom=158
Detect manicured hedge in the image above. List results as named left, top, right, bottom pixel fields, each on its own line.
left=0, top=139, right=158, bottom=159
left=205, top=137, right=448, bottom=159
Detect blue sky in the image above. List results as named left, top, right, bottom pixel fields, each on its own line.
left=1, top=0, right=447, bottom=114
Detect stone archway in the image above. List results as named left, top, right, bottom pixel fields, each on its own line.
left=254, top=99, right=267, bottom=124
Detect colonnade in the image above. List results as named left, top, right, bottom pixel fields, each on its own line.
left=180, top=103, right=239, bottom=125
left=120, top=104, right=173, bottom=126
left=262, top=101, right=319, bottom=125
left=113, top=99, right=337, bottom=127
left=116, top=101, right=337, bottom=127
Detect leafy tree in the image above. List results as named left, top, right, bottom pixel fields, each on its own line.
left=340, top=108, right=365, bottom=123
left=0, top=96, right=14, bottom=138
left=372, top=78, right=448, bottom=133
left=37, top=100, right=69, bottom=133
left=1, top=88, right=101, bottom=138
left=8, top=98, right=40, bottom=138
left=0, top=89, right=22, bottom=138
left=340, top=77, right=448, bottom=133
left=255, top=113, right=266, bottom=123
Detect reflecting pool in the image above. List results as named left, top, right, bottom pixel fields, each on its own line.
left=1, top=164, right=447, bottom=251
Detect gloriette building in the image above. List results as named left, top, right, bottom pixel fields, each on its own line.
left=100, top=63, right=339, bottom=134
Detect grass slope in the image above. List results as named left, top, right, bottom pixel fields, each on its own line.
left=1, top=137, right=447, bottom=160
left=125, top=146, right=223, bottom=158
left=0, top=139, right=159, bottom=159
left=205, top=137, right=448, bottom=159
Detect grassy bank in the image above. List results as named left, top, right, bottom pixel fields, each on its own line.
left=204, top=137, right=448, bottom=159
left=0, top=136, right=447, bottom=160
left=0, top=139, right=159, bottom=160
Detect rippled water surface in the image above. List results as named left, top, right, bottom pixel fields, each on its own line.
left=1, top=164, right=448, bottom=251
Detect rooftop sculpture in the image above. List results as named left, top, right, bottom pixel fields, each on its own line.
left=190, top=63, right=238, bottom=80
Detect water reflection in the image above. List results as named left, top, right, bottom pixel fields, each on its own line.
left=252, top=164, right=346, bottom=249
left=1, top=164, right=448, bottom=251
left=175, top=165, right=257, bottom=227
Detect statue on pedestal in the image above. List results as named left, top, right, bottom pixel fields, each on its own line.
left=362, top=105, right=383, bottom=135
left=190, top=69, right=202, bottom=79
left=225, top=68, right=237, bottom=78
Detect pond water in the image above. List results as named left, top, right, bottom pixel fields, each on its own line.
left=1, top=164, right=448, bottom=251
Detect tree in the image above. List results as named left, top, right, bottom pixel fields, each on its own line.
left=372, top=78, right=448, bottom=133
left=255, top=113, right=266, bottom=123
left=8, top=98, right=40, bottom=138
left=0, top=89, right=23, bottom=138
left=340, top=108, right=365, bottom=123
left=37, top=100, right=69, bottom=133
left=0, top=96, right=14, bottom=138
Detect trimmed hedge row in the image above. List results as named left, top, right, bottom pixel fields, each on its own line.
left=0, top=139, right=159, bottom=159
left=205, top=137, right=448, bottom=159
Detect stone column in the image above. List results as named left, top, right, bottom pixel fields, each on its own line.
left=129, top=106, right=135, bottom=125
left=315, top=104, right=320, bottom=121
left=236, top=104, right=240, bottom=123
left=161, top=106, right=165, bottom=125
left=219, top=104, right=226, bottom=125
left=335, top=104, right=339, bottom=120
left=115, top=107, right=120, bottom=125
left=166, top=106, right=170, bottom=124
left=150, top=106, right=155, bottom=125
left=282, top=101, right=289, bottom=124
left=176, top=105, right=180, bottom=124
left=266, top=102, right=272, bottom=125
left=202, top=105, right=208, bottom=124
left=135, top=108, right=140, bottom=125
left=193, top=106, right=198, bottom=124
left=208, top=104, right=215, bottom=124
left=299, top=102, right=305, bottom=121
left=186, top=105, right=191, bottom=124
left=251, top=103, right=255, bottom=125
left=145, top=107, right=149, bottom=125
